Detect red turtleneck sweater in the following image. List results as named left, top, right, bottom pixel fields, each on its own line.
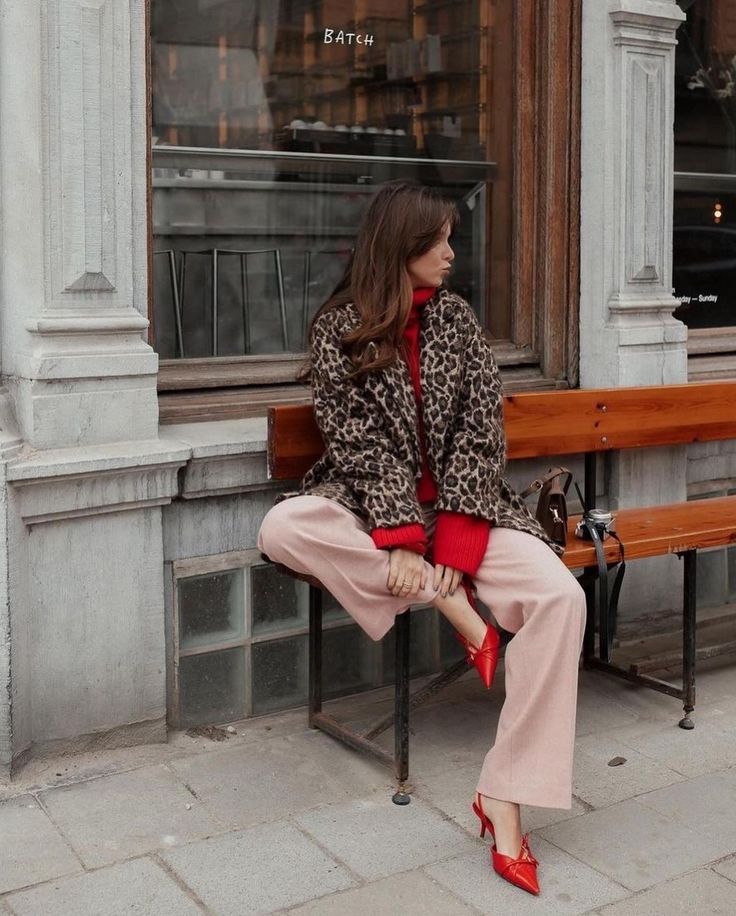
left=369, top=287, right=491, bottom=576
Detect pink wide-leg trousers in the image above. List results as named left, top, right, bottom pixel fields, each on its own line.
left=257, top=494, right=587, bottom=809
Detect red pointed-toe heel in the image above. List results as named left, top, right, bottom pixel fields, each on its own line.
left=466, top=623, right=500, bottom=690
left=472, top=793, right=540, bottom=896
left=454, top=580, right=500, bottom=689
left=491, top=837, right=540, bottom=896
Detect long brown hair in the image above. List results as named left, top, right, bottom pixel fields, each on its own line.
left=297, top=181, right=459, bottom=385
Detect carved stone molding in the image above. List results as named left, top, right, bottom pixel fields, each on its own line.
left=580, top=0, right=687, bottom=387
left=610, top=0, right=686, bottom=49
left=43, top=0, right=132, bottom=305
left=626, top=57, right=665, bottom=285
left=20, top=309, right=157, bottom=381
left=608, top=0, right=685, bottom=316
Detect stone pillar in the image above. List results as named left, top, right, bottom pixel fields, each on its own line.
left=0, top=0, right=157, bottom=450
left=580, top=0, right=688, bottom=624
left=0, top=1, right=190, bottom=779
left=0, top=0, right=28, bottom=777
left=581, top=0, right=687, bottom=387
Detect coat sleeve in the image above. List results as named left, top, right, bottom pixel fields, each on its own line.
left=434, top=305, right=507, bottom=519
left=310, top=313, right=425, bottom=530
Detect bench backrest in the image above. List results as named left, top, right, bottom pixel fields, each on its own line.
left=267, top=381, right=736, bottom=480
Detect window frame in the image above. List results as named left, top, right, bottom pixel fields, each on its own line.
left=146, top=0, right=582, bottom=421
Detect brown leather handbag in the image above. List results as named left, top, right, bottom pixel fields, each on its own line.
left=520, top=466, right=573, bottom=549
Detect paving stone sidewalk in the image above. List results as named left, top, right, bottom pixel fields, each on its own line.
left=2, top=655, right=736, bottom=915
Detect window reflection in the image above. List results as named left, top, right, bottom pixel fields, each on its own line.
left=152, top=0, right=488, bottom=159
left=674, top=0, right=736, bottom=328
left=150, top=1, right=510, bottom=360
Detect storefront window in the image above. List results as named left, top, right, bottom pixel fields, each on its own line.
left=150, top=0, right=512, bottom=361
left=674, top=0, right=736, bottom=329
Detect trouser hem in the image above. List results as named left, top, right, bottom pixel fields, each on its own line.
left=476, top=775, right=573, bottom=810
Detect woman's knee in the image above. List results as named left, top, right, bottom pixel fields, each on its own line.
left=258, top=499, right=302, bottom=559
left=560, top=573, right=587, bottom=634
left=544, top=571, right=587, bottom=626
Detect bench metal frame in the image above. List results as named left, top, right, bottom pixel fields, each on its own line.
left=579, top=454, right=697, bottom=730
left=308, top=589, right=475, bottom=802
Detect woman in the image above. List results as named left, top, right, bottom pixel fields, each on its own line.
left=258, top=181, right=586, bottom=897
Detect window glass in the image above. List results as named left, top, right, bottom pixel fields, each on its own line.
left=674, top=0, right=736, bottom=329
left=178, top=569, right=244, bottom=649
left=150, top=0, right=512, bottom=359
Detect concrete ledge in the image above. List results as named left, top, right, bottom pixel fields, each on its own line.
left=163, top=417, right=273, bottom=498
left=7, top=438, right=191, bottom=481
left=181, top=452, right=278, bottom=499
left=7, top=438, right=192, bottom=525
left=163, top=417, right=268, bottom=459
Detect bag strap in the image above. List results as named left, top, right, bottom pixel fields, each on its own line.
left=520, top=466, right=573, bottom=500
left=584, top=519, right=626, bottom=664
left=607, top=530, right=626, bottom=657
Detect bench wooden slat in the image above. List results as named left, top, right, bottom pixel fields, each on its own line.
left=562, top=495, right=736, bottom=568
left=267, top=381, right=736, bottom=480
left=504, top=382, right=736, bottom=460
left=267, top=404, right=325, bottom=481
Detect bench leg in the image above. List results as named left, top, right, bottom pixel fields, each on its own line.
left=392, top=611, right=411, bottom=805
left=582, top=452, right=600, bottom=663
left=308, top=585, right=323, bottom=726
left=679, top=550, right=696, bottom=730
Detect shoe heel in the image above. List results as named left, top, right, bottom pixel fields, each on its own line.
left=472, top=797, right=495, bottom=841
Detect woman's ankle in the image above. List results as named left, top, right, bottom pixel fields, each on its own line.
left=480, top=794, right=520, bottom=816
left=431, top=588, right=486, bottom=646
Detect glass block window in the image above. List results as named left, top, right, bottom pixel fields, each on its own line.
left=251, top=564, right=307, bottom=636
left=323, top=625, right=377, bottom=700
left=171, top=547, right=449, bottom=728
left=179, top=647, right=247, bottom=728
left=179, top=569, right=244, bottom=649
left=381, top=610, right=437, bottom=683
left=252, top=634, right=308, bottom=715
left=728, top=546, right=736, bottom=601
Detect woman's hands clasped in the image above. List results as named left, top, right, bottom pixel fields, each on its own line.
left=387, top=547, right=463, bottom=598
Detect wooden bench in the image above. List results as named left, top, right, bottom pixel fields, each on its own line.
left=264, top=380, right=736, bottom=801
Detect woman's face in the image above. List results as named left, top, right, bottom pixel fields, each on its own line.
left=407, top=222, right=455, bottom=288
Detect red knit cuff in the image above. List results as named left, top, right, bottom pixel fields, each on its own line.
left=432, top=511, right=491, bottom=576
left=371, top=523, right=428, bottom=554
left=399, top=540, right=429, bottom=555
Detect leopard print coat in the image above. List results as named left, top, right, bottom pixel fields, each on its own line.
left=272, top=287, right=563, bottom=558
